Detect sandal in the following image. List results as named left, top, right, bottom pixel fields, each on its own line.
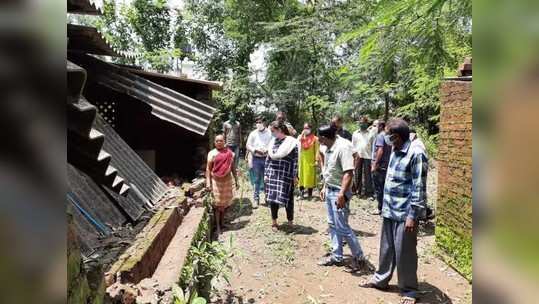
left=271, top=224, right=279, bottom=231
left=399, top=296, right=416, bottom=304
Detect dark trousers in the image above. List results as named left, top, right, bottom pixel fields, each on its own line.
left=270, top=190, right=294, bottom=221
left=227, top=144, right=240, bottom=169
left=372, top=169, right=387, bottom=212
left=299, top=186, right=313, bottom=197
left=373, top=218, right=418, bottom=298
left=354, top=158, right=373, bottom=196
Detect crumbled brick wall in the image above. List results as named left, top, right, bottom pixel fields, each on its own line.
left=436, top=79, right=472, bottom=280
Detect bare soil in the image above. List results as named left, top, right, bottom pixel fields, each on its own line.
left=210, top=167, right=471, bottom=304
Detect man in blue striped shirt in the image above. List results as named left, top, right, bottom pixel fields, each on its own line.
left=361, top=118, right=428, bottom=304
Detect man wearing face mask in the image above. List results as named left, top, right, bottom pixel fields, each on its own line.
left=361, top=118, right=428, bottom=304
left=276, top=111, right=297, bottom=136
left=317, top=124, right=367, bottom=271
left=246, top=116, right=272, bottom=207
left=223, top=112, right=242, bottom=170
left=330, top=115, right=352, bottom=141
left=371, top=120, right=392, bottom=215
left=351, top=116, right=377, bottom=198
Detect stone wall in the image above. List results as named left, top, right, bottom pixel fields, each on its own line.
left=436, top=78, right=472, bottom=281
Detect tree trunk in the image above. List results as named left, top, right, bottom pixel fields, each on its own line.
left=311, top=104, right=318, bottom=129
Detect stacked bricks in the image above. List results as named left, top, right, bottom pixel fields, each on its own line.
left=436, top=59, right=472, bottom=279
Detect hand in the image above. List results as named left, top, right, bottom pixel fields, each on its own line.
left=405, top=218, right=416, bottom=232
left=320, top=187, right=326, bottom=201
left=294, top=177, right=298, bottom=186
left=336, top=191, right=346, bottom=209
left=371, top=163, right=379, bottom=173
left=206, top=184, right=212, bottom=192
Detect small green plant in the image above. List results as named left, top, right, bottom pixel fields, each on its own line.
left=179, top=227, right=235, bottom=300
left=172, top=283, right=207, bottom=304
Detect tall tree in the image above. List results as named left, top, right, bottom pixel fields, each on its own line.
left=95, top=0, right=191, bottom=73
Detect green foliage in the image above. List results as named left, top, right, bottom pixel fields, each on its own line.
left=338, top=0, right=472, bottom=133
left=414, top=126, right=438, bottom=158
left=179, top=210, right=234, bottom=300
left=172, top=283, right=207, bottom=304
left=436, top=225, right=472, bottom=282
left=94, top=0, right=191, bottom=72
left=182, top=0, right=471, bottom=141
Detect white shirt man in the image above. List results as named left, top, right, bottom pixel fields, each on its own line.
left=246, top=124, right=272, bottom=157
left=245, top=120, right=272, bottom=206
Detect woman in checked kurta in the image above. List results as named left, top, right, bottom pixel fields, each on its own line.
left=265, top=121, right=298, bottom=231
left=297, top=123, right=320, bottom=199
left=206, top=134, right=239, bottom=235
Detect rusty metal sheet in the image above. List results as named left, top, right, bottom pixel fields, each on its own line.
left=70, top=53, right=216, bottom=136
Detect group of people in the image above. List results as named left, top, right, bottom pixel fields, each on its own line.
left=205, top=111, right=428, bottom=304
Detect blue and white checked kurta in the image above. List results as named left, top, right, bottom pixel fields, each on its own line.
left=264, top=138, right=298, bottom=206
left=382, top=140, right=428, bottom=222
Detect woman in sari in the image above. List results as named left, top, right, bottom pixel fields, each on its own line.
left=297, top=123, right=320, bottom=199
left=206, top=134, right=239, bottom=235
left=265, top=121, right=298, bottom=231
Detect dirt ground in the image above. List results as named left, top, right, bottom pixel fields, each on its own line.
left=210, top=165, right=471, bottom=304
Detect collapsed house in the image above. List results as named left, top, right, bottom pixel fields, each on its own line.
left=67, top=1, right=221, bottom=303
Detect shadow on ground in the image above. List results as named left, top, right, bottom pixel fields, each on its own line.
left=418, top=282, right=454, bottom=304
left=419, top=220, right=435, bottom=236
left=349, top=282, right=453, bottom=304
left=280, top=224, right=318, bottom=235
left=227, top=198, right=253, bottom=220
left=224, top=219, right=250, bottom=231
left=353, top=229, right=376, bottom=237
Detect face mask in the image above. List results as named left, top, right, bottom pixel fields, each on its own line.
left=304, top=129, right=311, bottom=135
left=360, top=123, right=369, bottom=131
left=257, top=123, right=264, bottom=131
left=271, top=131, right=278, bottom=138
left=384, top=134, right=394, bottom=146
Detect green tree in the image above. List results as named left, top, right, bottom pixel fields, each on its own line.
left=339, top=0, right=472, bottom=132
left=95, top=0, right=191, bottom=73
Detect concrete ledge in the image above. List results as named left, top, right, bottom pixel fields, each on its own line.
left=106, top=193, right=188, bottom=285
left=152, top=206, right=207, bottom=294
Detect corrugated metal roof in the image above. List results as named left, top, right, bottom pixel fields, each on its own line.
left=68, top=0, right=103, bottom=15
left=94, top=114, right=168, bottom=207
left=67, top=164, right=128, bottom=230
left=126, top=67, right=223, bottom=91
left=67, top=60, right=131, bottom=198
left=68, top=24, right=136, bottom=59
left=70, top=53, right=216, bottom=136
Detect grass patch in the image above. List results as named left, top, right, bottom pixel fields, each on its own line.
left=435, top=225, right=472, bottom=282
left=247, top=201, right=298, bottom=265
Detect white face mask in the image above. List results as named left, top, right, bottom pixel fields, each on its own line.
left=304, top=129, right=311, bottom=135
left=256, top=123, right=264, bottom=131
